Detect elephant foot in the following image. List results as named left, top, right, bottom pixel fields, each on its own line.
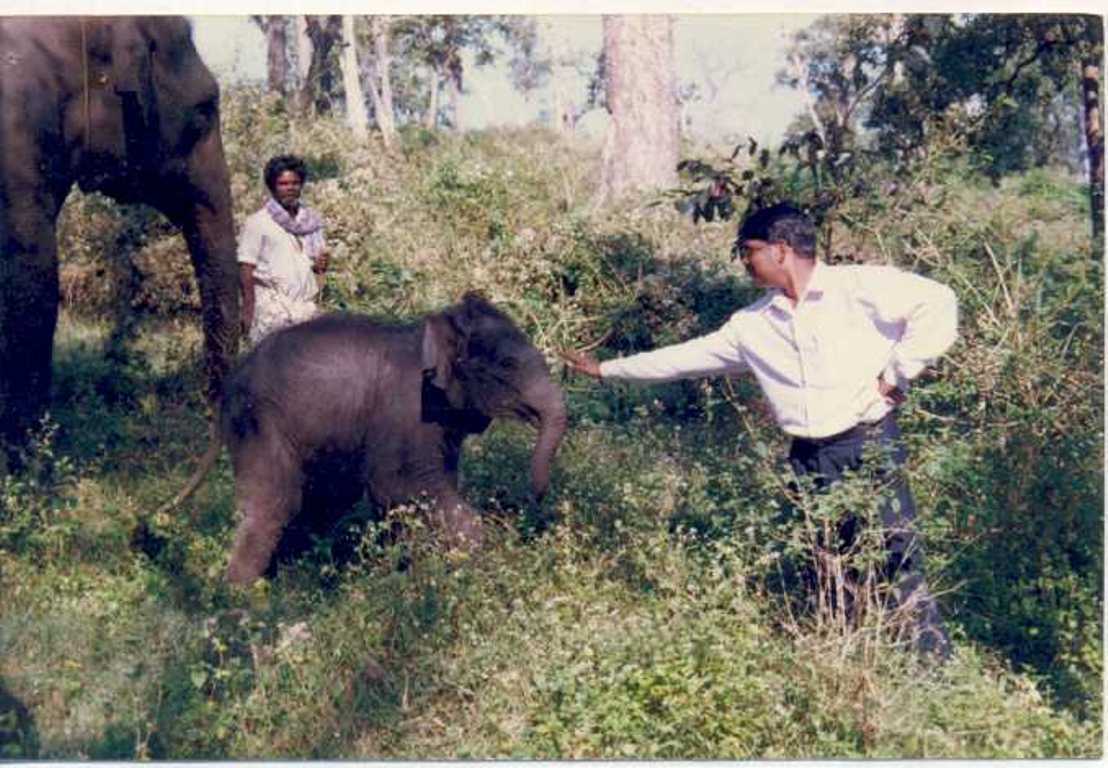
left=227, top=524, right=284, bottom=584
left=226, top=500, right=295, bottom=585
left=434, top=500, right=484, bottom=554
left=227, top=558, right=264, bottom=586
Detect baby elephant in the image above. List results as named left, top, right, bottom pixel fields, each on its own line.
left=191, top=293, right=567, bottom=584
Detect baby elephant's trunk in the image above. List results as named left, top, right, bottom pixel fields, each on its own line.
left=523, top=377, right=568, bottom=499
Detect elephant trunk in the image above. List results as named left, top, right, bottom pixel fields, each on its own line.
left=177, top=127, right=240, bottom=406
left=522, top=376, right=568, bottom=499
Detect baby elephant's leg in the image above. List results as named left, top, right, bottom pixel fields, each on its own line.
left=226, top=438, right=303, bottom=584
left=432, top=491, right=484, bottom=552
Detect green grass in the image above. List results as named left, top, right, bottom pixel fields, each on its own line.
left=0, top=98, right=1102, bottom=758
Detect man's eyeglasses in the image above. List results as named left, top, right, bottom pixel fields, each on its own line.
left=731, top=239, right=768, bottom=266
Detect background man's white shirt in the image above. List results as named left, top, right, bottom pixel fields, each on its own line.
left=236, top=207, right=321, bottom=304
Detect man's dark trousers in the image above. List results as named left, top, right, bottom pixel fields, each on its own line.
left=787, top=411, right=951, bottom=659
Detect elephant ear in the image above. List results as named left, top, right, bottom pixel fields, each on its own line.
left=421, top=311, right=466, bottom=393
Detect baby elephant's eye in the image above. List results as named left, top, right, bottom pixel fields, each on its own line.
left=499, top=357, right=518, bottom=370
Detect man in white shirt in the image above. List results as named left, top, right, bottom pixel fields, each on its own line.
left=562, top=202, right=955, bottom=660
left=238, top=154, right=331, bottom=345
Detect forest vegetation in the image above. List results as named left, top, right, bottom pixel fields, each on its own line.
left=0, top=12, right=1103, bottom=759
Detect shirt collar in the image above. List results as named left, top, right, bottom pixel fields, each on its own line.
left=804, top=259, right=827, bottom=301
left=766, top=260, right=826, bottom=314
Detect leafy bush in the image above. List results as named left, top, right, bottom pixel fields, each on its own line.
left=0, top=417, right=80, bottom=559
left=7, top=89, right=1101, bottom=758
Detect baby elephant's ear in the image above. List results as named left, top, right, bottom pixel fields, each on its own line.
left=421, top=313, right=458, bottom=390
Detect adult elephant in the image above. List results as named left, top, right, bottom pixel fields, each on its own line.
left=0, top=17, right=238, bottom=460
left=172, top=293, right=568, bottom=584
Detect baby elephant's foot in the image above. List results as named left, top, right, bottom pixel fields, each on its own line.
left=436, top=502, right=484, bottom=554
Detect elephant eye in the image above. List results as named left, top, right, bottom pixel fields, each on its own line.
left=499, top=357, right=517, bottom=370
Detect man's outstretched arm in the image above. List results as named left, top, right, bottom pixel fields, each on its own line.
left=560, top=322, right=748, bottom=384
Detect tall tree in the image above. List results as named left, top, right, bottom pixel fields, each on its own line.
left=778, top=15, right=908, bottom=177
left=340, top=16, right=369, bottom=140
left=446, top=48, right=465, bottom=132
left=596, top=15, right=679, bottom=204
left=363, top=16, right=398, bottom=148
left=298, top=15, right=343, bottom=116
left=779, top=14, right=1103, bottom=241
left=1081, top=51, right=1104, bottom=241
left=423, top=64, right=442, bottom=130
left=295, top=16, right=312, bottom=88
left=392, top=16, right=512, bottom=131
left=251, top=15, right=290, bottom=95
left=586, top=50, right=609, bottom=112
left=530, top=18, right=575, bottom=134
left=494, top=17, right=576, bottom=131
left=873, top=14, right=1102, bottom=239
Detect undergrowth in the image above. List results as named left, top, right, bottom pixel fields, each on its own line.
left=0, top=90, right=1101, bottom=758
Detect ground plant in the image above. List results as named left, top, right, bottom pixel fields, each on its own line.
left=0, top=89, right=1101, bottom=759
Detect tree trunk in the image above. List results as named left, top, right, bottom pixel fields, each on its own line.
left=424, top=66, right=441, bottom=130
left=789, top=50, right=828, bottom=150
left=296, top=17, right=316, bottom=113
left=1081, top=57, right=1104, bottom=244
left=541, top=18, right=575, bottom=135
left=339, top=16, right=368, bottom=140
left=299, top=15, right=342, bottom=116
left=447, top=72, right=463, bottom=132
left=365, top=16, right=397, bottom=148
left=295, top=16, right=311, bottom=87
left=262, top=16, right=289, bottom=95
left=552, top=81, right=572, bottom=134
left=597, top=15, right=679, bottom=205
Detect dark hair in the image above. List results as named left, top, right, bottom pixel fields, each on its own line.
left=736, top=202, right=817, bottom=260
left=263, top=155, right=308, bottom=194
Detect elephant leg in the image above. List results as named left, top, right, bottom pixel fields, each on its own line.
left=225, top=437, right=304, bottom=585
left=0, top=200, right=62, bottom=458
left=430, top=490, right=484, bottom=552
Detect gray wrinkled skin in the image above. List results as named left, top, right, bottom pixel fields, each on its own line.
left=0, top=17, right=238, bottom=460
left=221, top=294, right=567, bottom=584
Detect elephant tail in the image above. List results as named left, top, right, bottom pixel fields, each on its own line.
left=155, top=417, right=223, bottom=516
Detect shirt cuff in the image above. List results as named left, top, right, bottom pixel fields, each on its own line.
left=882, top=355, right=925, bottom=391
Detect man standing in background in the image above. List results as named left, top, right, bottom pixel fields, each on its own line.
left=238, top=154, right=330, bottom=345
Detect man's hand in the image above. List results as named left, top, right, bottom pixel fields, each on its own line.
left=312, top=250, right=330, bottom=274
left=558, top=349, right=602, bottom=378
left=878, top=377, right=906, bottom=406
